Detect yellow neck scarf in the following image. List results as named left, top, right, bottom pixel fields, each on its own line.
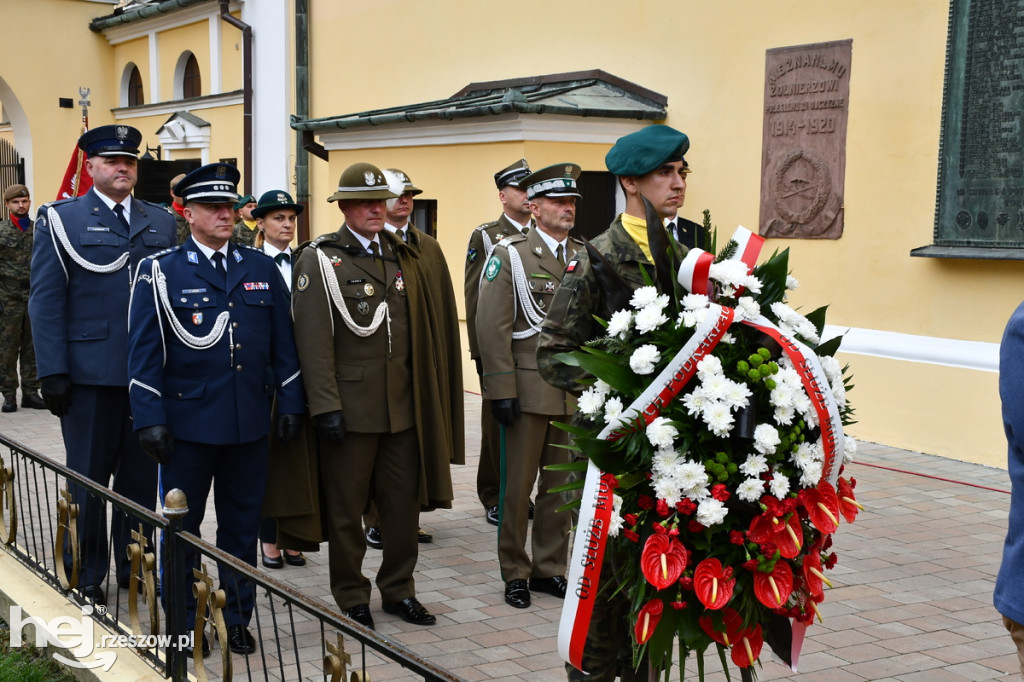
left=620, top=213, right=652, bottom=262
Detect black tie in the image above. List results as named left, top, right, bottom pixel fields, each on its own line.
left=522, top=225, right=530, bottom=236
left=274, top=252, right=289, bottom=266
left=399, top=229, right=408, bottom=243
left=556, top=243, right=565, bottom=268
left=212, top=252, right=226, bottom=283
left=113, top=204, right=130, bottom=232
left=369, top=242, right=384, bottom=276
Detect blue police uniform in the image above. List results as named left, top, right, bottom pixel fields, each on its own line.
left=128, top=228, right=304, bottom=631
left=29, top=177, right=177, bottom=594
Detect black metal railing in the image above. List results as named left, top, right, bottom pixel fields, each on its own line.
left=0, top=433, right=461, bottom=681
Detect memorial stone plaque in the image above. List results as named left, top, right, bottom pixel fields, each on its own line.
left=759, top=40, right=851, bottom=240
left=932, top=0, right=1024, bottom=249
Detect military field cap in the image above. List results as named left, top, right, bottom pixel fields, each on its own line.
left=174, top=163, right=240, bottom=204
left=494, top=158, right=531, bottom=190
left=605, top=124, right=689, bottom=177
left=382, top=168, right=423, bottom=197
left=521, top=163, right=582, bottom=200
left=234, top=194, right=256, bottom=210
left=3, top=184, right=29, bottom=202
left=78, top=124, right=142, bottom=158
left=251, top=189, right=304, bottom=219
left=327, top=162, right=398, bottom=202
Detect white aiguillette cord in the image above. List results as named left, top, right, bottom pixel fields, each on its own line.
left=316, top=247, right=392, bottom=354
left=505, top=244, right=546, bottom=340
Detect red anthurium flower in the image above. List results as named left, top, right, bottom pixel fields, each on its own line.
left=730, top=624, right=764, bottom=668
left=753, top=560, right=794, bottom=609
left=693, top=558, right=735, bottom=609
left=799, top=482, right=840, bottom=534
left=837, top=476, right=863, bottom=523
left=641, top=534, right=689, bottom=590
left=634, top=599, right=664, bottom=644
left=774, top=514, right=803, bottom=559
left=802, top=552, right=831, bottom=602
left=698, top=607, right=743, bottom=646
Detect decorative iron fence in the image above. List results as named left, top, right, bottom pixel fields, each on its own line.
left=0, top=433, right=460, bottom=681
left=0, top=138, right=25, bottom=221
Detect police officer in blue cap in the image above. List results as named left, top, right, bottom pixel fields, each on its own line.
left=29, top=124, right=177, bottom=606
left=127, top=163, right=305, bottom=655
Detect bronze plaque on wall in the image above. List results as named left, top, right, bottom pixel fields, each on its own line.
left=932, top=0, right=1024, bottom=249
left=759, top=40, right=851, bottom=239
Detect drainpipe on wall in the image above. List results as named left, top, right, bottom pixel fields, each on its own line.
left=295, top=0, right=310, bottom=243
left=219, top=0, right=253, bottom=195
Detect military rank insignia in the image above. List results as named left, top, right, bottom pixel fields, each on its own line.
left=187, top=251, right=199, bottom=264
left=192, top=312, right=203, bottom=325
left=395, top=270, right=405, bottom=291
left=466, top=248, right=477, bottom=263
left=484, top=256, right=501, bottom=281
left=296, top=273, right=309, bottom=291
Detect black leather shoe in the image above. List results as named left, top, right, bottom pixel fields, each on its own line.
left=417, top=527, right=433, bottom=543
left=343, top=604, right=375, bottom=630
left=504, top=579, right=530, bottom=608
left=485, top=505, right=499, bottom=526
left=283, top=550, right=306, bottom=566
left=529, top=576, right=568, bottom=599
left=74, top=584, right=106, bottom=606
left=261, top=546, right=284, bottom=569
left=2, top=395, right=16, bottom=413
left=185, top=632, right=211, bottom=658
left=365, top=526, right=383, bottom=549
left=382, top=597, right=436, bottom=625
left=225, top=625, right=256, bottom=654
left=21, top=393, right=46, bottom=409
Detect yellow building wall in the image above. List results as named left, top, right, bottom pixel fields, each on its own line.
left=307, top=0, right=1015, bottom=465
left=115, top=37, right=150, bottom=105
left=159, top=23, right=211, bottom=100
left=220, top=14, right=244, bottom=92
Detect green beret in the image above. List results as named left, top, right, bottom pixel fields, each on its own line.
left=234, top=194, right=256, bottom=210
left=605, top=124, right=689, bottom=177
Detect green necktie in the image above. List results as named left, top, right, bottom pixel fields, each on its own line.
left=556, top=243, right=565, bottom=268
left=369, top=241, right=384, bottom=276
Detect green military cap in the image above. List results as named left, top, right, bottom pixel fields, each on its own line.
left=234, top=194, right=256, bottom=210
left=494, top=158, right=531, bottom=189
left=383, top=168, right=423, bottom=197
left=520, top=163, right=582, bottom=200
left=605, top=124, right=690, bottom=177
left=327, top=162, right=399, bottom=202
left=251, top=189, right=304, bottom=219
left=3, top=184, right=29, bottom=202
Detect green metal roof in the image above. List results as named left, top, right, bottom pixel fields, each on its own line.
left=90, top=0, right=213, bottom=32
left=292, top=70, right=667, bottom=132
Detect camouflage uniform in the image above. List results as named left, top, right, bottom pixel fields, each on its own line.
left=233, top=219, right=259, bottom=247
left=174, top=212, right=189, bottom=245
left=537, top=216, right=684, bottom=682
left=0, top=216, right=38, bottom=398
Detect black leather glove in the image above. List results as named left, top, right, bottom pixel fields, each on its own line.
left=138, top=425, right=174, bottom=466
left=491, top=398, right=521, bottom=428
left=40, top=374, right=72, bottom=417
left=474, top=357, right=483, bottom=378
left=277, top=413, right=302, bottom=443
left=317, top=410, right=346, bottom=445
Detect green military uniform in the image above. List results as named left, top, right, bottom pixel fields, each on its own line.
left=233, top=219, right=258, bottom=247
left=0, top=215, right=38, bottom=400
left=465, top=213, right=532, bottom=511
left=173, top=211, right=189, bottom=245
left=478, top=226, right=577, bottom=584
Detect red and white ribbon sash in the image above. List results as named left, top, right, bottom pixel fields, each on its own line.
left=677, top=249, right=714, bottom=295
left=727, top=225, right=765, bottom=273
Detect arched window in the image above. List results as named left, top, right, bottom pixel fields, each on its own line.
left=182, top=53, right=201, bottom=99
left=128, top=65, right=144, bottom=106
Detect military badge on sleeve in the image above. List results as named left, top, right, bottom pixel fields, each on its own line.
left=466, top=247, right=477, bottom=263
left=484, top=256, right=501, bottom=281
left=296, top=273, right=309, bottom=291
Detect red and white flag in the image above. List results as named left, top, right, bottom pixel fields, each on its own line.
left=56, top=118, right=91, bottom=200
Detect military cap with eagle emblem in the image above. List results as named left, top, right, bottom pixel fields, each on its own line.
left=77, top=124, right=143, bottom=158
left=174, top=163, right=241, bottom=204
left=327, top=162, right=399, bottom=202
left=383, top=168, right=423, bottom=197
left=493, top=158, right=531, bottom=190
left=251, top=189, right=304, bottom=219
left=519, top=163, right=582, bottom=200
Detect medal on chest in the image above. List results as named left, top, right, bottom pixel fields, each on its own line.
left=395, top=270, right=405, bottom=291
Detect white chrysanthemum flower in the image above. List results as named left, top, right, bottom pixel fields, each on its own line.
left=652, top=476, right=682, bottom=507
left=753, top=423, right=781, bottom=454
left=608, top=494, right=624, bottom=537
left=719, top=285, right=738, bottom=298
left=634, top=305, right=669, bottom=334
left=734, top=296, right=761, bottom=322
left=843, top=436, right=858, bottom=464
left=709, top=259, right=749, bottom=288
left=742, top=274, right=763, bottom=294
left=740, top=453, right=769, bottom=477
left=606, top=309, right=633, bottom=339
left=652, top=447, right=679, bottom=473
left=682, top=389, right=710, bottom=417
left=737, top=478, right=765, bottom=503
left=629, top=344, right=660, bottom=375
left=677, top=460, right=710, bottom=496
left=786, top=275, right=800, bottom=290
left=577, top=386, right=606, bottom=417
left=723, top=380, right=751, bottom=409
left=696, top=354, right=723, bottom=377
left=696, top=498, right=728, bottom=526
left=774, top=405, right=796, bottom=425
left=682, top=293, right=710, bottom=311
left=701, top=373, right=730, bottom=401
left=796, top=319, right=820, bottom=344
left=791, top=441, right=818, bottom=471
left=604, top=396, right=624, bottom=424
left=769, top=471, right=790, bottom=497
left=593, top=379, right=611, bottom=397
left=799, top=460, right=823, bottom=488
left=630, top=286, right=659, bottom=310
left=646, top=416, right=678, bottom=449
left=819, top=355, right=843, bottom=385
left=832, top=382, right=847, bottom=408
left=792, top=392, right=813, bottom=417
left=702, top=401, right=734, bottom=437
left=675, top=311, right=688, bottom=328
left=720, top=332, right=736, bottom=345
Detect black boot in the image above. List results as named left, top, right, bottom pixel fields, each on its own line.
left=2, top=395, right=16, bottom=413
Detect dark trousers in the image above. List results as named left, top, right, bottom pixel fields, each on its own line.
left=476, top=398, right=502, bottom=508
left=160, top=437, right=268, bottom=628
left=62, top=384, right=158, bottom=587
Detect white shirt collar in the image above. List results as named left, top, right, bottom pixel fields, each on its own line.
left=504, top=215, right=533, bottom=233
left=92, top=187, right=131, bottom=219
left=191, top=239, right=229, bottom=264
left=535, top=227, right=566, bottom=260
left=346, top=225, right=381, bottom=253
